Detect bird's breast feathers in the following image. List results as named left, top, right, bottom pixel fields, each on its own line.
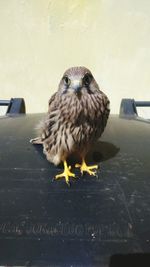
left=58, top=91, right=110, bottom=126
left=44, top=91, right=109, bottom=150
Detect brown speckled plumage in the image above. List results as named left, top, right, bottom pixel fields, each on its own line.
left=38, top=66, right=110, bottom=166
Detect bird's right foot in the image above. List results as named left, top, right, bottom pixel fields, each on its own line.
left=55, top=160, right=76, bottom=186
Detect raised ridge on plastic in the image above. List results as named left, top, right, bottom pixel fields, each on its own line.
left=119, top=98, right=138, bottom=117
left=120, top=98, right=150, bottom=121
left=0, top=98, right=26, bottom=115
left=6, top=98, right=26, bottom=114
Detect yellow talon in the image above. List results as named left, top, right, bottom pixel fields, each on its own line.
left=55, top=160, right=76, bottom=185
left=75, top=159, right=98, bottom=176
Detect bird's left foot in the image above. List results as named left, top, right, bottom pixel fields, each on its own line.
left=75, top=160, right=98, bottom=176
left=55, top=160, right=76, bottom=186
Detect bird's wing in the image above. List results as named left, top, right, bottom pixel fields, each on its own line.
left=30, top=92, right=59, bottom=145
left=40, top=92, right=60, bottom=141
left=48, top=92, right=58, bottom=113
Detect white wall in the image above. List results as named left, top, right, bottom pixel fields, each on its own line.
left=0, top=0, right=150, bottom=114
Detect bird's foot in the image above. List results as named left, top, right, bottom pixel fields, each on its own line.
left=75, top=160, right=98, bottom=176
left=55, top=161, right=76, bottom=186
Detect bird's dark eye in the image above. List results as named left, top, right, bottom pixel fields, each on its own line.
left=63, top=76, right=71, bottom=86
left=83, top=73, right=93, bottom=86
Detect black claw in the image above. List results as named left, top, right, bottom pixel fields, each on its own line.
left=67, top=182, right=71, bottom=187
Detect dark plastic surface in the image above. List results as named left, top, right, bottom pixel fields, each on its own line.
left=0, top=114, right=150, bottom=266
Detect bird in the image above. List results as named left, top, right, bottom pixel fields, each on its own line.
left=30, top=66, right=110, bottom=185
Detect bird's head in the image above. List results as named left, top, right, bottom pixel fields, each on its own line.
left=58, top=66, right=99, bottom=96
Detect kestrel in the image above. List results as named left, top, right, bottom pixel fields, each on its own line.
left=30, top=66, right=110, bottom=185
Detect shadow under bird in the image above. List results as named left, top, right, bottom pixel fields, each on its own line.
left=30, top=66, right=110, bottom=185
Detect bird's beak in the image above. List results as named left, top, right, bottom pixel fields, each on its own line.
left=71, top=79, right=82, bottom=93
